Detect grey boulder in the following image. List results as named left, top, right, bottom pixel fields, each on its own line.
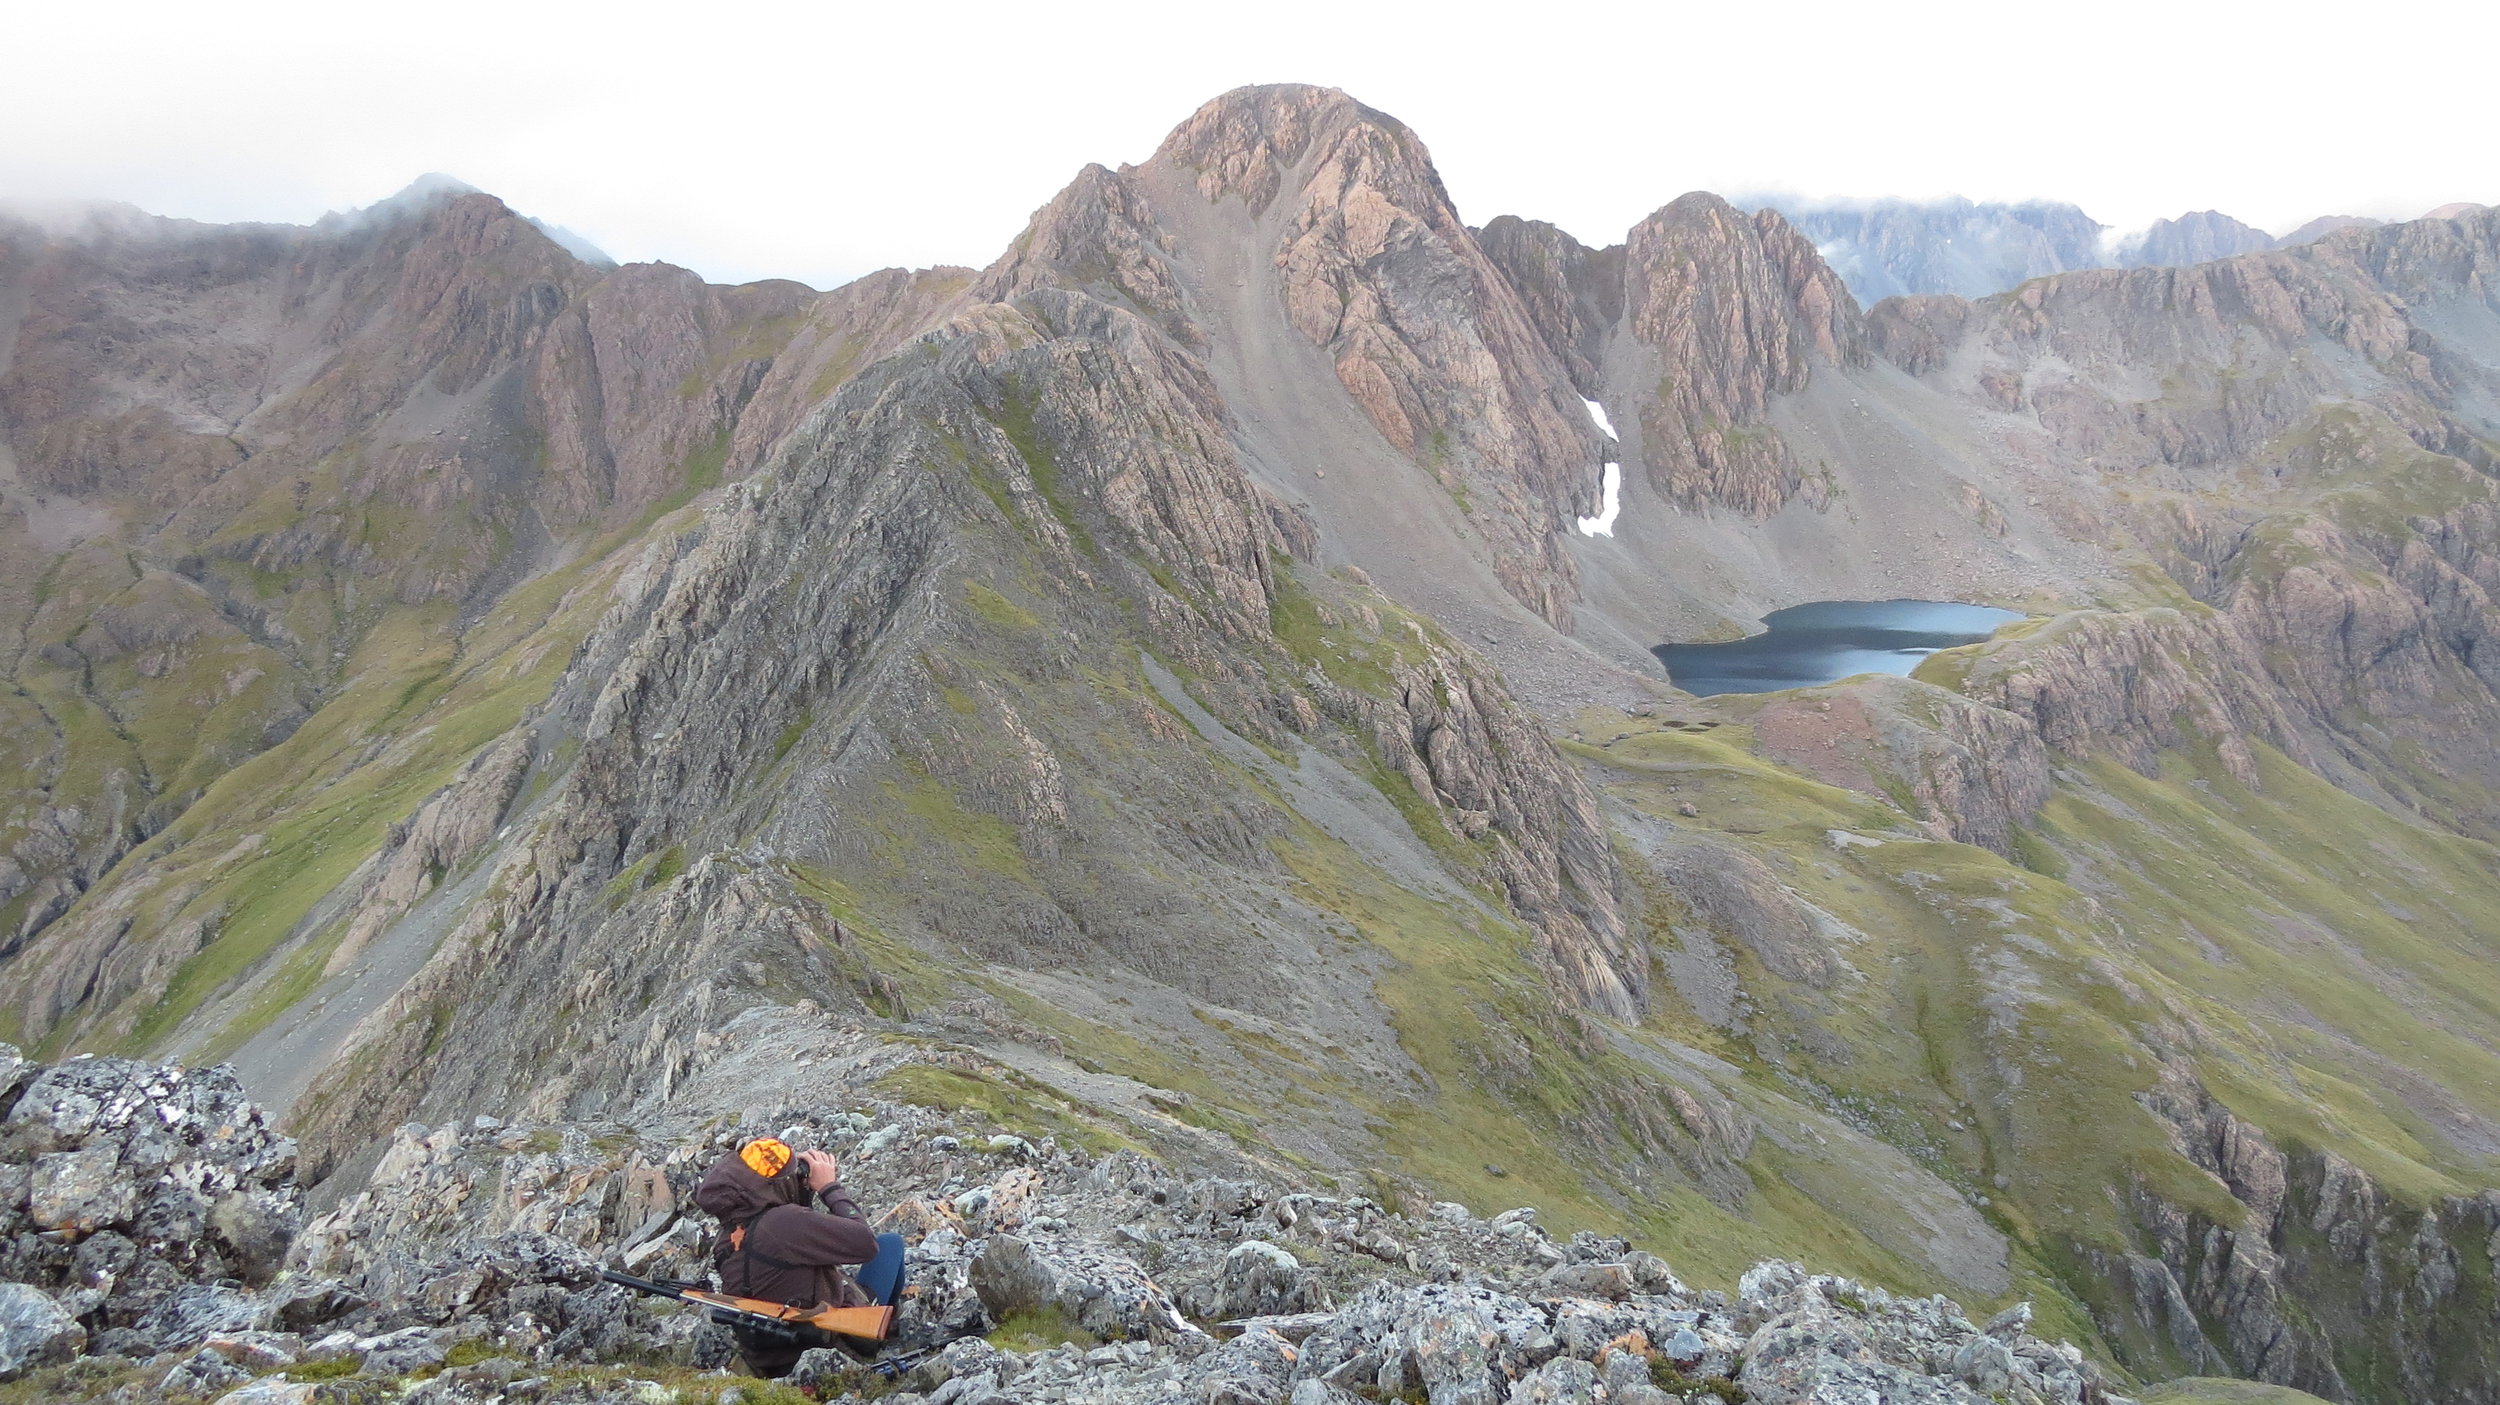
left=0, top=1281, right=84, bottom=1380
left=968, top=1232, right=1197, bottom=1343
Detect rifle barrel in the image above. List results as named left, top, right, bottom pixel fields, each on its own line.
left=600, top=1269, right=680, bottom=1298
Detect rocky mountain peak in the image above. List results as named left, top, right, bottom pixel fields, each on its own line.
left=978, top=80, right=1610, bottom=630
left=2277, top=212, right=2383, bottom=245
left=1619, top=192, right=1865, bottom=515
left=322, top=172, right=484, bottom=224
left=1152, top=84, right=1440, bottom=216
left=1473, top=216, right=1622, bottom=399
left=2116, top=209, right=2277, bottom=268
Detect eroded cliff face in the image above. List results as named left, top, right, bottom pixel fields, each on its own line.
left=529, top=260, right=816, bottom=522
left=1947, top=608, right=2305, bottom=788
left=1471, top=216, right=1620, bottom=400
left=1472, top=192, right=1871, bottom=519
left=1620, top=195, right=1866, bottom=516
left=2090, top=1072, right=2500, bottom=1405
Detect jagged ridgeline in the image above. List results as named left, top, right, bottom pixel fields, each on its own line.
left=3, top=84, right=2499, bottom=1402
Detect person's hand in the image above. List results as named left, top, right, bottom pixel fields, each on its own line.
left=798, top=1149, right=839, bottom=1192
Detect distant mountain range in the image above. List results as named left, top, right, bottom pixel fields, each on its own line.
left=1749, top=196, right=2485, bottom=303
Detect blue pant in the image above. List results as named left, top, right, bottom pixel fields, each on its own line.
left=855, top=1231, right=907, bottom=1307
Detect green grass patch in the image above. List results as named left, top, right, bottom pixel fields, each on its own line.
left=987, top=1304, right=1099, bottom=1352
left=983, top=386, right=1096, bottom=558
left=872, top=770, right=1033, bottom=882
left=772, top=708, right=814, bottom=764
left=873, top=1064, right=1132, bottom=1155
left=965, top=581, right=1041, bottom=631
left=2139, top=1380, right=2336, bottom=1405
left=0, top=1357, right=154, bottom=1404
left=647, top=845, right=687, bottom=890
left=2034, top=746, right=2500, bottom=1204
left=1267, top=566, right=1399, bottom=697
left=1652, top=1358, right=1748, bottom=1402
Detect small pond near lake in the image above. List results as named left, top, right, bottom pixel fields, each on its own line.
left=1655, top=599, right=2022, bottom=697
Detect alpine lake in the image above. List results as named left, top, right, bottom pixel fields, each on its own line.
left=1656, top=599, right=2022, bottom=697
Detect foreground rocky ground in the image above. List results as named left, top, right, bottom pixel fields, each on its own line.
left=0, top=1050, right=2194, bottom=1405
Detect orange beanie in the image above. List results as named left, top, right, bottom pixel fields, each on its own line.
left=738, top=1137, right=793, bottom=1179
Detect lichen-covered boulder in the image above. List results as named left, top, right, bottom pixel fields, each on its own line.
left=26, top=1150, right=139, bottom=1235
left=1191, top=1324, right=1301, bottom=1404
left=1292, top=1280, right=1556, bottom=1405
left=1, top=1054, right=300, bottom=1358
left=1194, top=1237, right=1329, bottom=1320
left=0, top=1281, right=83, bottom=1380
left=969, top=1232, right=1197, bottom=1343
left=1510, top=1355, right=1605, bottom=1404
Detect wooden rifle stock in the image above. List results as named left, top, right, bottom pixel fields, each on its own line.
left=600, top=1269, right=893, bottom=1342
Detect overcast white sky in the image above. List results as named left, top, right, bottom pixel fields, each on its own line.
left=6, top=0, right=2491, bottom=290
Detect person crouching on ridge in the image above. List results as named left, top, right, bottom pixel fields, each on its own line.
left=694, top=1137, right=907, bottom=1378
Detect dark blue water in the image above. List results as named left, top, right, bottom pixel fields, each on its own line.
left=1656, top=599, right=2021, bottom=697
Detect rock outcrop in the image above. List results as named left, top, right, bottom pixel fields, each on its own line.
left=1333, top=638, right=1640, bottom=1017
left=1624, top=194, right=1865, bottom=515
left=1948, top=609, right=2303, bottom=788
left=0, top=1050, right=299, bottom=1361
left=0, top=1054, right=2153, bottom=1405
left=1747, top=675, right=2053, bottom=855
left=2097, top=1071, right=2500, bottom=1404
left=1472, top=217, right=1621, bottom=401
left=1475, top=192, right=1868, bottom=518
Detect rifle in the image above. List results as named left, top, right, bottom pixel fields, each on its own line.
left=600, top=1269, right=894, bottom=1344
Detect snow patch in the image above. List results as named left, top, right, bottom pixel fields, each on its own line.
left=1577, top=400, right=1622, bottom=536
left=1576, top=463, right=1622, bottom=537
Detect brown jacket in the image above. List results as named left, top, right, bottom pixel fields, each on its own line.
left=694, top=1150, right=879, bottom=1372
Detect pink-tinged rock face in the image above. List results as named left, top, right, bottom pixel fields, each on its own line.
left=1138, top=85, right=1603, bottom=629
left=1621, top=194, right=1866, bottom=517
